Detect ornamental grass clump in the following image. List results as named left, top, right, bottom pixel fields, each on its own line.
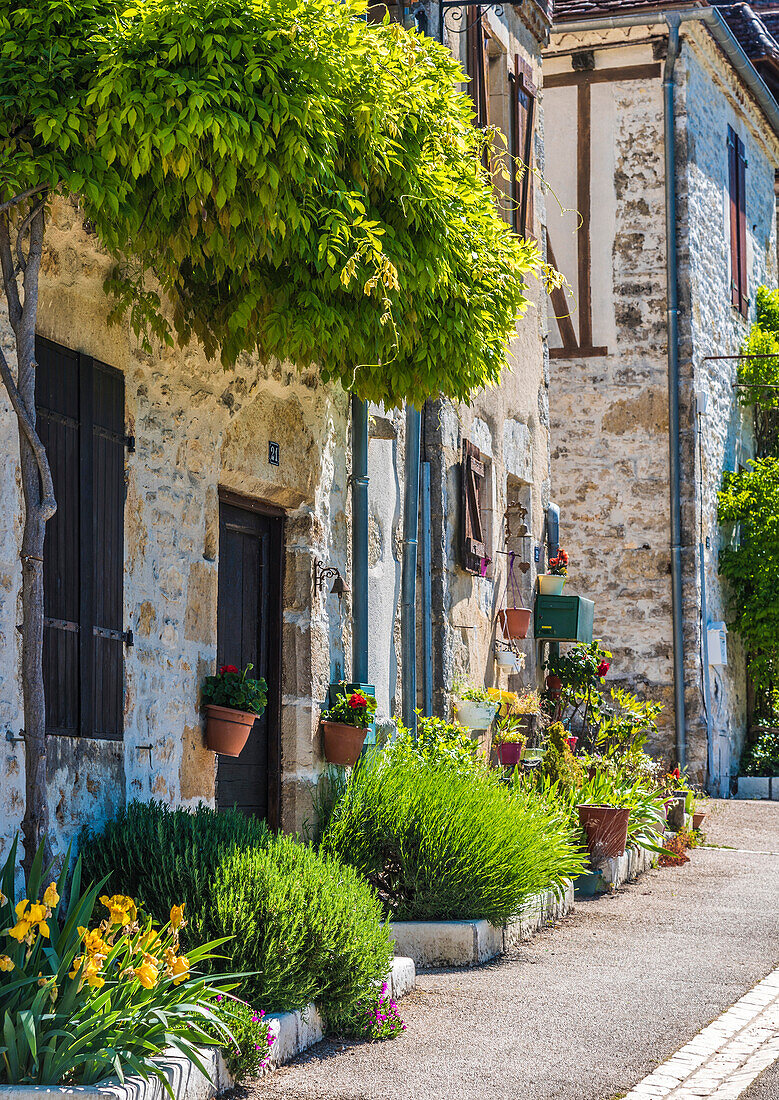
left=80, top=801, right=270, bottom=946
left=214, top=833, right=393, bottom=1016
left=321, top=751, right=586, bottom=924
left=0, top=838, right=235, bottom=1087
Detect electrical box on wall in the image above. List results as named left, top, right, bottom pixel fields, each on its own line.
left=707, top=622, right=728, bottom=666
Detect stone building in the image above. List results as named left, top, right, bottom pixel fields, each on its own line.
left=543, top=1, right=779, bottom=789
left=0, top=1, right=554, bottom=852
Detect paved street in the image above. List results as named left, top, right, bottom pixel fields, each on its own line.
left=252, top=800, right=779, bottom=1100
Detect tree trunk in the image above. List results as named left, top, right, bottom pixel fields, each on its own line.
left=0, top=204, right=55, bottom=876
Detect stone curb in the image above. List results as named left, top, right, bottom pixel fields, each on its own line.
left=735, top=776, right=779, bottom=800
left=0, top=958, right=417, bottom=1100
left=389, top=881, right=574, bottom=968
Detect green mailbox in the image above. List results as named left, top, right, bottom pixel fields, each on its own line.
left=327, top=681, right=377, bottom=745
left=534, top=594, right=594, bottom=643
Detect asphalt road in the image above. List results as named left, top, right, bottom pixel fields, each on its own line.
left=250, top=799, right=779, bottom=1100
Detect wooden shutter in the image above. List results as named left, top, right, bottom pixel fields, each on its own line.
left=461, top=439, right=486, bottom=574
left=36, top=338, right=126, bottom=740
left=728, top=126, right=748, bottom=317
left=466, top=7, right=489, bottom=129
left=511, top=57, right=536, bottom=238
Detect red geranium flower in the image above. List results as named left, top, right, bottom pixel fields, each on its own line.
left=596, top=659, right=610, bottom=678
left=348, top=692, right=368, bottom=708
left=219, top=664, right=239, bottom=675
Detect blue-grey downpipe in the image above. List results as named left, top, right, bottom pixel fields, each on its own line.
left=664, top=14, right=687, bottom=769
left=699, top=541, right=716, bottom=789
left=420, top=461, right=433, bottom=716
left=401, top=406, right=422, bottom=730
left=351, top=396, right=369, bottom=685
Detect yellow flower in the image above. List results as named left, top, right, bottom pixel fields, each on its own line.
left=69, top=956, right=83, bottom=981
left=27, top=903, right=47, bottom=924
left=43, top=883, right=59, bottom=908
left=169, top=903, right=185, bottom=931
left=7, top=920, right=31, bottom=942
left=100, top=895, right=137, bottom=926
left=84, top=960, right=105, bottom=989
left=170, top=954, right=190, bottom=985
left=134, top=960, right=158, bottom=989
left=0, top=955, right=14, bottom=972
left=79, top=927, right=110, bottom=959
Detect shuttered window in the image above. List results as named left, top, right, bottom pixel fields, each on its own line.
left=461, top=439, right=487, bottom=574
left=510, top=59, right=536, bottom=239
left=36, top=337, right=127, bottom=740
left=466, top=6, right=489, bottom=130
left=728, top=126, right=748, bottom=318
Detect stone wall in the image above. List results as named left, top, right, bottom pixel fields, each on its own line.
left=543, top=24, right=779, bottom=782
left=0, top=198, right=360, bottom=854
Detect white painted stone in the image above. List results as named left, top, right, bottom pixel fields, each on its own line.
left=736, top=777, right=771, bottom=800
left=265, top=1005, right=325, bottom=1067
left=387, top=956, right=416, bottom=1000
left=598, top=845, right=654, bottom=890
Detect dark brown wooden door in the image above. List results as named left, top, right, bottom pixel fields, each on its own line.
left=216, top=498, right=282, bottom=823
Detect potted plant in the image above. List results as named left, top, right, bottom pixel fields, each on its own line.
left=454, top=684, right=499, bottom=731
left=202, top=663, right=268, bottom=757
left=495, top=644, right=525, bottom=672
left=321, top=689, right=377, bottom=766
left=538, top=547, right=569, bottom=595
left=577, top=804, right=631, bottom=862
left=492, top=716, right=527, bottom=766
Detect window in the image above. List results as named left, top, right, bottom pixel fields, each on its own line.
left=35, top=337, right=128, bottom=740
left=510, top=59, right=536, bottom=238
left=728, top=125, right=748, bottom=317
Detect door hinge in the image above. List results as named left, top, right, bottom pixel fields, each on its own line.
left=124, top=629, right=134, bottom=647
left=125, top=434, right=136, bottom=453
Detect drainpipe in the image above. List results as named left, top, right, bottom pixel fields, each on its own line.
left=663, top=15, right=687, bottom=770
left=351, top=397, right=369, bottom=685
left=401, top=406, right=422, bottom=730
left=420, top=461, right=433, bottom=716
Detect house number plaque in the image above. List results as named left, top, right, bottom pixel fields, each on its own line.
left=269, top=441, right=280, bottom=466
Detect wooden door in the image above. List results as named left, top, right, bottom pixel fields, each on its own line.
left=216, top=496, right=283, bottom=823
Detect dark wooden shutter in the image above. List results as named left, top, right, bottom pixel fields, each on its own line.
left=461, top=439, right=486, bottom=574
left=511, top=57, right=536, bottom=238
left=36, top=338, right=125, bottom=740
left=728, top=126, right=748, bottom=317
left=466, top=7, right=489, bottom=129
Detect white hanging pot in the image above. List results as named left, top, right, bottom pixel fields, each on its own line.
left=495, top=648, right=522, bottom=672
left=455, top=699, right=498, bottom=730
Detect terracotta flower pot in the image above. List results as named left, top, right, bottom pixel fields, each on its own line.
left=497, top=741, right=524, bottom=766
left=205, top=704, right=256, bottom=757
left=546, top=674, right=563, bottom=696
left=567, top=736, right=578, bottom=752
left=322, top=721, right=367, bottom=766
left=538, top=574, right=566, bottom=596
left=497, top=608, right=532, bottom=640
left=577, top=805, right=631, bottom=862
left=692, top=811, right=706, bottom=830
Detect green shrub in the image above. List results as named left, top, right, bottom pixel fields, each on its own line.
left=80, top=801, right=270, bottom=945
left=390, top=714, right=482, bottom=773
left=321, top=753, right=586, bottom=925
left=214, top=834, right=393, bottom=1015
left=741, top=728, right=779, bottom=777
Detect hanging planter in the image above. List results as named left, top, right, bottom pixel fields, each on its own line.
left=322, top=721, right=368, bottom=766
left=205, top=705, right=256, bottom=757
left=577, top=805, right=630, bottom=862
left=454, top=697, right=498, bottom=730
left=201, top=663, right=268, bottom=758
left=497, top=552, right=532, bottom=638
left=320, top=688, right=377, bottom=767
left=495, top=645, right=523, bottom=672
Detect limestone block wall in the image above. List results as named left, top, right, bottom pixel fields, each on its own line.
left=428, top=7, right=552, bottom=718
left=544, top=36, right=675, bottom=760
left=677, top=24, right=779, bottom=784
left=0, top=199, right=371, bottom=854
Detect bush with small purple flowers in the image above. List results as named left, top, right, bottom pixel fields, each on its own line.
left=211, top=996, right=276, bottom=1082
left=328, top=982, right=406, bottom=1041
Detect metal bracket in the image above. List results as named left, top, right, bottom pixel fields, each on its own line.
left=125, top=434, right=136, bottom=453
left=5, top=730, right=25, bottom=745
left=313, top=558, right=344, bottom=598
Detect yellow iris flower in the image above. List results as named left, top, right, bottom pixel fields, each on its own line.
left=170, top=954, right=190, bottom=985
left=169, top=903, right=185, bottom=930
left=43, top=883, right=60, bottom=908
left=99, top=895, right=137, bottom=926
left=0, top=955, right=14, bottom=971
left=134, top=960, right=158, bottom=989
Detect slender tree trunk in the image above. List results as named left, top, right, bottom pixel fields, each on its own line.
left=0, top=203, right=56, bottom=875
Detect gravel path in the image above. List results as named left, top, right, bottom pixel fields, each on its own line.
left=248, top=798, right=779, bottom=1100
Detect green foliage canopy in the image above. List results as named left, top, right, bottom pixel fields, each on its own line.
left=718, top=456, right=779, bottom=702
left=736, top=286, right=779, bottom=454
left=1, top=0, right=551, bottom=407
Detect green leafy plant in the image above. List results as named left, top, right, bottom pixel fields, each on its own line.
left=202, top=664, right=268, bottom=715
left=210, top=997, right=275, bottom=1082
left=740, top=728, right=779, bottom=776
left=718, top=457, right=779, bottom=716
left=735, top=286, right=779, bottom=455
left=0, top=838, right=235, bottom=1087
left=80, top=801, right=270, bottom=947
left=454, top=682, right=495, bottom=703
left=322, top=689, right=377, bottom=729
left=214, top=833, right=393, bottom=1016
left=321, top=751, right=586, bottom=924
left=391, top=715, right=481, bottom=773
left=541, top=722, right=584, bottom=786
left=327, top=980, right=405, bottom=1041
left=492, top=715, right=528, bottom=747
